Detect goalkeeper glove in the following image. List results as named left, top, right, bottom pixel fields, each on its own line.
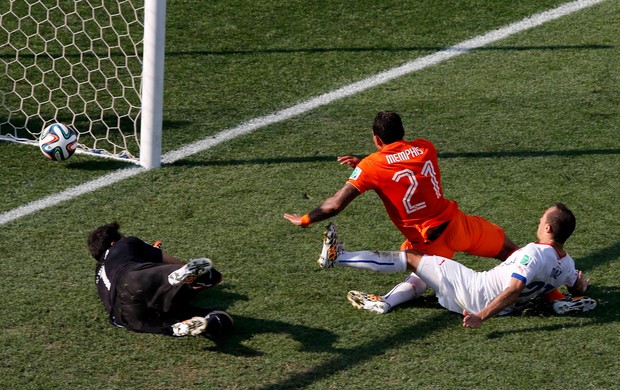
left=172, top=316, right=207, bottom=336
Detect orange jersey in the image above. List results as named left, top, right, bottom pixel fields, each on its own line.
left=347, top=139, right=458, bottom=244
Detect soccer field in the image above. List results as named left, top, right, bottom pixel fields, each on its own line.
left=1, top=1, right=619, bottom=388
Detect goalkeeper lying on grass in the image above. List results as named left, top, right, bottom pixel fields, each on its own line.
left=87, top=222, right=233, bottom=340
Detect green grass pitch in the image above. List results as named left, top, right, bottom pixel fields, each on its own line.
left=0, top=1, right=618, bottom=388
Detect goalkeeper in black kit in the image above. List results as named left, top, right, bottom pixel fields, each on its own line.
left=87, top=223, right=233, bottom=340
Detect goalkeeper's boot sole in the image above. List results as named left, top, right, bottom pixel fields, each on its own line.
left=318, top=222, right=343, bottom=269
left=347, top=290, right=391, bottom=314
left=168, top=258, right=213, bottom=286
left=552, top=296, right=597, bottom=315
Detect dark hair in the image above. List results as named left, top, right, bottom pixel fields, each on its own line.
left=87, top=222, right=122, bottom=261
left=546, top=203, right=576, bottom=244
left=372, top=111, right=405, bottom=144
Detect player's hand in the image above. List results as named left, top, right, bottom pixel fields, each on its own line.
left=283, top=213, right=304, bottom=226
left=172, top=316, right=207, bottom=336
left=462, top=310, right=482, bottom=329
left=337, top=155, right=361, bottom=168
left=573, top=270, right=590, bottom=293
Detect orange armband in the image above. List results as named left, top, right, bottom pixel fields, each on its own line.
left=300, top=214, right=312, bottom=227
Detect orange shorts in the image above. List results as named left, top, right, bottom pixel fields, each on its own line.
left=400, top=209, right=505, bottom=259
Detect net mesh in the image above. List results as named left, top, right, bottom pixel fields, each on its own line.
left=0, top=0, right=145, bottom=161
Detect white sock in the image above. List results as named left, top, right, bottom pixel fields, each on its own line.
left=335, top=250, right=407, bottom=273
left=382, top=273, right=428, bottom=308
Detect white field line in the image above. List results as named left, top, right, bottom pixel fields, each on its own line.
left=0, top=0, right=606, bottom=227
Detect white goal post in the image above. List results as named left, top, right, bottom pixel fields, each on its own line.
left=0, top=0, right=166, bottom=169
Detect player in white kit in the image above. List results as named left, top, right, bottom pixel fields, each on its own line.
left=321, top=203, right=593, bottom=328
left=417, top=242, right=581, bottom=319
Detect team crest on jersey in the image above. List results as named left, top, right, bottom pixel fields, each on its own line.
left=349, top=167, right=362, bottom=180
left=520, top=254, right=530, bottom=265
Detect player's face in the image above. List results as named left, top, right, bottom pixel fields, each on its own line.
left=536, top=207, right=553, bottom=240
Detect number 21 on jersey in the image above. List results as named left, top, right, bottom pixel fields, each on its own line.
left=392, top=160, right=441, bottom=214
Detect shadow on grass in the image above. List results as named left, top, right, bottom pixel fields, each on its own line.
left=245, top=290, right=617, bottom=389
left=191, top=286, right=343, bottom=356
left=65, top=159, right=138, bottom=171
left=192, top=285, right=453, bottom=382
left=1, top=44, right=612, bottom=62
left=188, top=242, right=617, bottom=387
left=487, top=285, right=619, bottom=339
left=165, top=44, right=615, bottom=57
left=205, top=314, right=342, bottom=357
left=576, top=241, right=620, bottom=273
left=486, top=315, right=614, bottom=339
left=231, top=312, right=452, bottom=390
left=194, top=279, right=617, bottom=388
left=170, top=148, right=620, bottom=168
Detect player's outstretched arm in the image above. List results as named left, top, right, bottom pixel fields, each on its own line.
left=284, top=183, right=360, bottom=228
left=283, top=213, right=304, bottom=226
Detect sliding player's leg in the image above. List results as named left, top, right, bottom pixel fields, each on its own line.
left=347, top=272, right=428, bottom=314
left=318, top=222, right=407, bottom=272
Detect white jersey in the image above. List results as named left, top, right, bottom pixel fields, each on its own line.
left=483, top=243, right=577, bottom=304
left=417, top=242, right=578, bottom=314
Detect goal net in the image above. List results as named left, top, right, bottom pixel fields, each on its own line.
left=0, top=0, right=165, bottom=168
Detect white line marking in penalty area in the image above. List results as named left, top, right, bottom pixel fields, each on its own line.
left=161, top=0, right=606, bottom=164
left=0, top=168, right=145, bottom=226
left=0, top=0, right=606, bottom=226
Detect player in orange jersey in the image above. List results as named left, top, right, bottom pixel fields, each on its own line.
left=285, top=111, right=516, bottom=259
left=284, top=111, right=581, bottom=313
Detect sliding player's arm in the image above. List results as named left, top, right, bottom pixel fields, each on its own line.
left=283, top=183, right=361, bottom=227
left=462, top=277, right=525, bottom=328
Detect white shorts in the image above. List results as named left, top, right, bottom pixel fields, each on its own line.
left=416, top=255, right=489, bottom=314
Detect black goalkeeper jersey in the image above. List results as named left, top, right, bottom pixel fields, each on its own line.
left=94, top=236, right=221, bottom=335
left=95, top=236, right=163, bottom=324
